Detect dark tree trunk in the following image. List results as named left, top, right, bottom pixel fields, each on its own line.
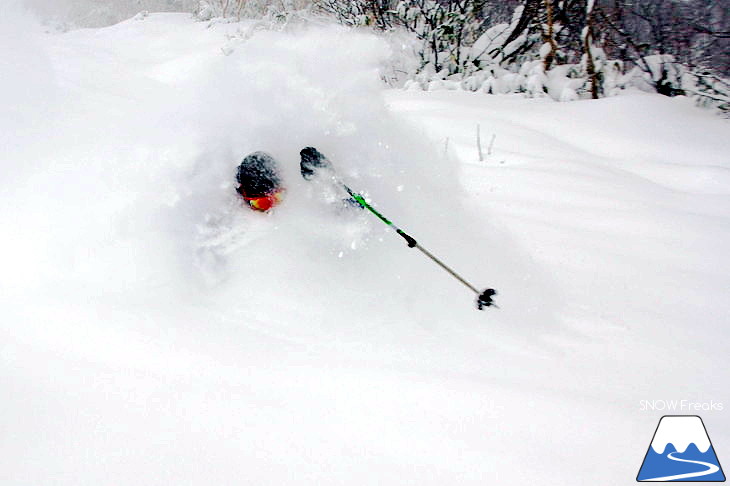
left=497, top=0, right=541, bottom=54
left=543, top=0, right=558, bottom=70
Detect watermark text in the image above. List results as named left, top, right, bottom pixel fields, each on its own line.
left=639, top=400, right=723, bottom=412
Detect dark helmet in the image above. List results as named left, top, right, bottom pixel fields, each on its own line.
left=300, top=146, right=332, bottom=180
left=236, top=151, right=282, bottom=197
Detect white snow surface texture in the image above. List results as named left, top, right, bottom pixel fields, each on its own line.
left=2, top=9, right=729, bottom=486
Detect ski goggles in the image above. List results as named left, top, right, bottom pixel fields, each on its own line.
left=243, top=189, right=284, bottom=212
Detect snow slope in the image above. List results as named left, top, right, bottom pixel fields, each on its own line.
left=1, top=9, right=729, bottom=485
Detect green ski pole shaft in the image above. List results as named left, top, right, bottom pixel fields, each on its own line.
left=343, top=185, right=497, bottom=309
left=344, top=185, right=417, bottom=247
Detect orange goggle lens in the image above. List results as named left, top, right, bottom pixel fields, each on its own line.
left=245, top=190, right=284, bottom=212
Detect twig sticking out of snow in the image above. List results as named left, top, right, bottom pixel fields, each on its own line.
left=477, top=124, right=484, bottom=162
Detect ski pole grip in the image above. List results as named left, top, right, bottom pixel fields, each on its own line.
left=397, top=230, right=417, bottom=248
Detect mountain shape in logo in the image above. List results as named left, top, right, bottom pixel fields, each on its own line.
left=637, top=415, right=725, bottom=482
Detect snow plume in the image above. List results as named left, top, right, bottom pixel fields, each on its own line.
left=172, top=23, right=559, bottom=337
left=0, top=4, right=60, bottom=288
left=2, top=12, right=558, bottom=360
left=0, top=3, right=55, bottom=142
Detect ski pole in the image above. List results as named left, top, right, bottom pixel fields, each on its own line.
left=342, top=185, right=498, bottom=310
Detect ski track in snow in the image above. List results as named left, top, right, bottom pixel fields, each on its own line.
left=2, top=11, right=729, bottom=486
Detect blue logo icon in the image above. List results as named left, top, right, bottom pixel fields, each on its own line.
left=637, top=415, right=725, bottom=482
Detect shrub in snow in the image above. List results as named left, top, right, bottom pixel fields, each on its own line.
left=195, top=1, right=216, bottom=20
left=315, top=0, right=374, bottom=27
left=483, top=71, right=525, bottom=95
left=427, top=79, right=460, bottom=92
left=598, top=60, right=624, bottom=97
left=195, top=0, right=312, bottom=21
left=460, top=70, right=488, bottom=92
left=378, top=29, right=423, bottom=87
left=684, top=71, right=730, bottom=114
left=313, top=0, right=727, bottom=114
left=545, top=64, right=584, bottom=101
left=391, top=0, right=485, bottom=76
left=469, top=22, right=513, bottom=66
left=626, top=54, right=686, bottom=97
left=619, top=55, right=729, bottom=113
left=523, top=61, right=548, bottom=97
left=403, top=79, right=423, bottom=91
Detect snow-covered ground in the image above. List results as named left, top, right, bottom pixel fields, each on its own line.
left=2, top=9, right=729, bottom=485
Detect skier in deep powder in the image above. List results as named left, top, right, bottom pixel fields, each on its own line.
left=235, top=148, right=498, bottom=308
left=235, top=151, right=284, bottom=211
left=236, top=147, right=335, bottom=212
